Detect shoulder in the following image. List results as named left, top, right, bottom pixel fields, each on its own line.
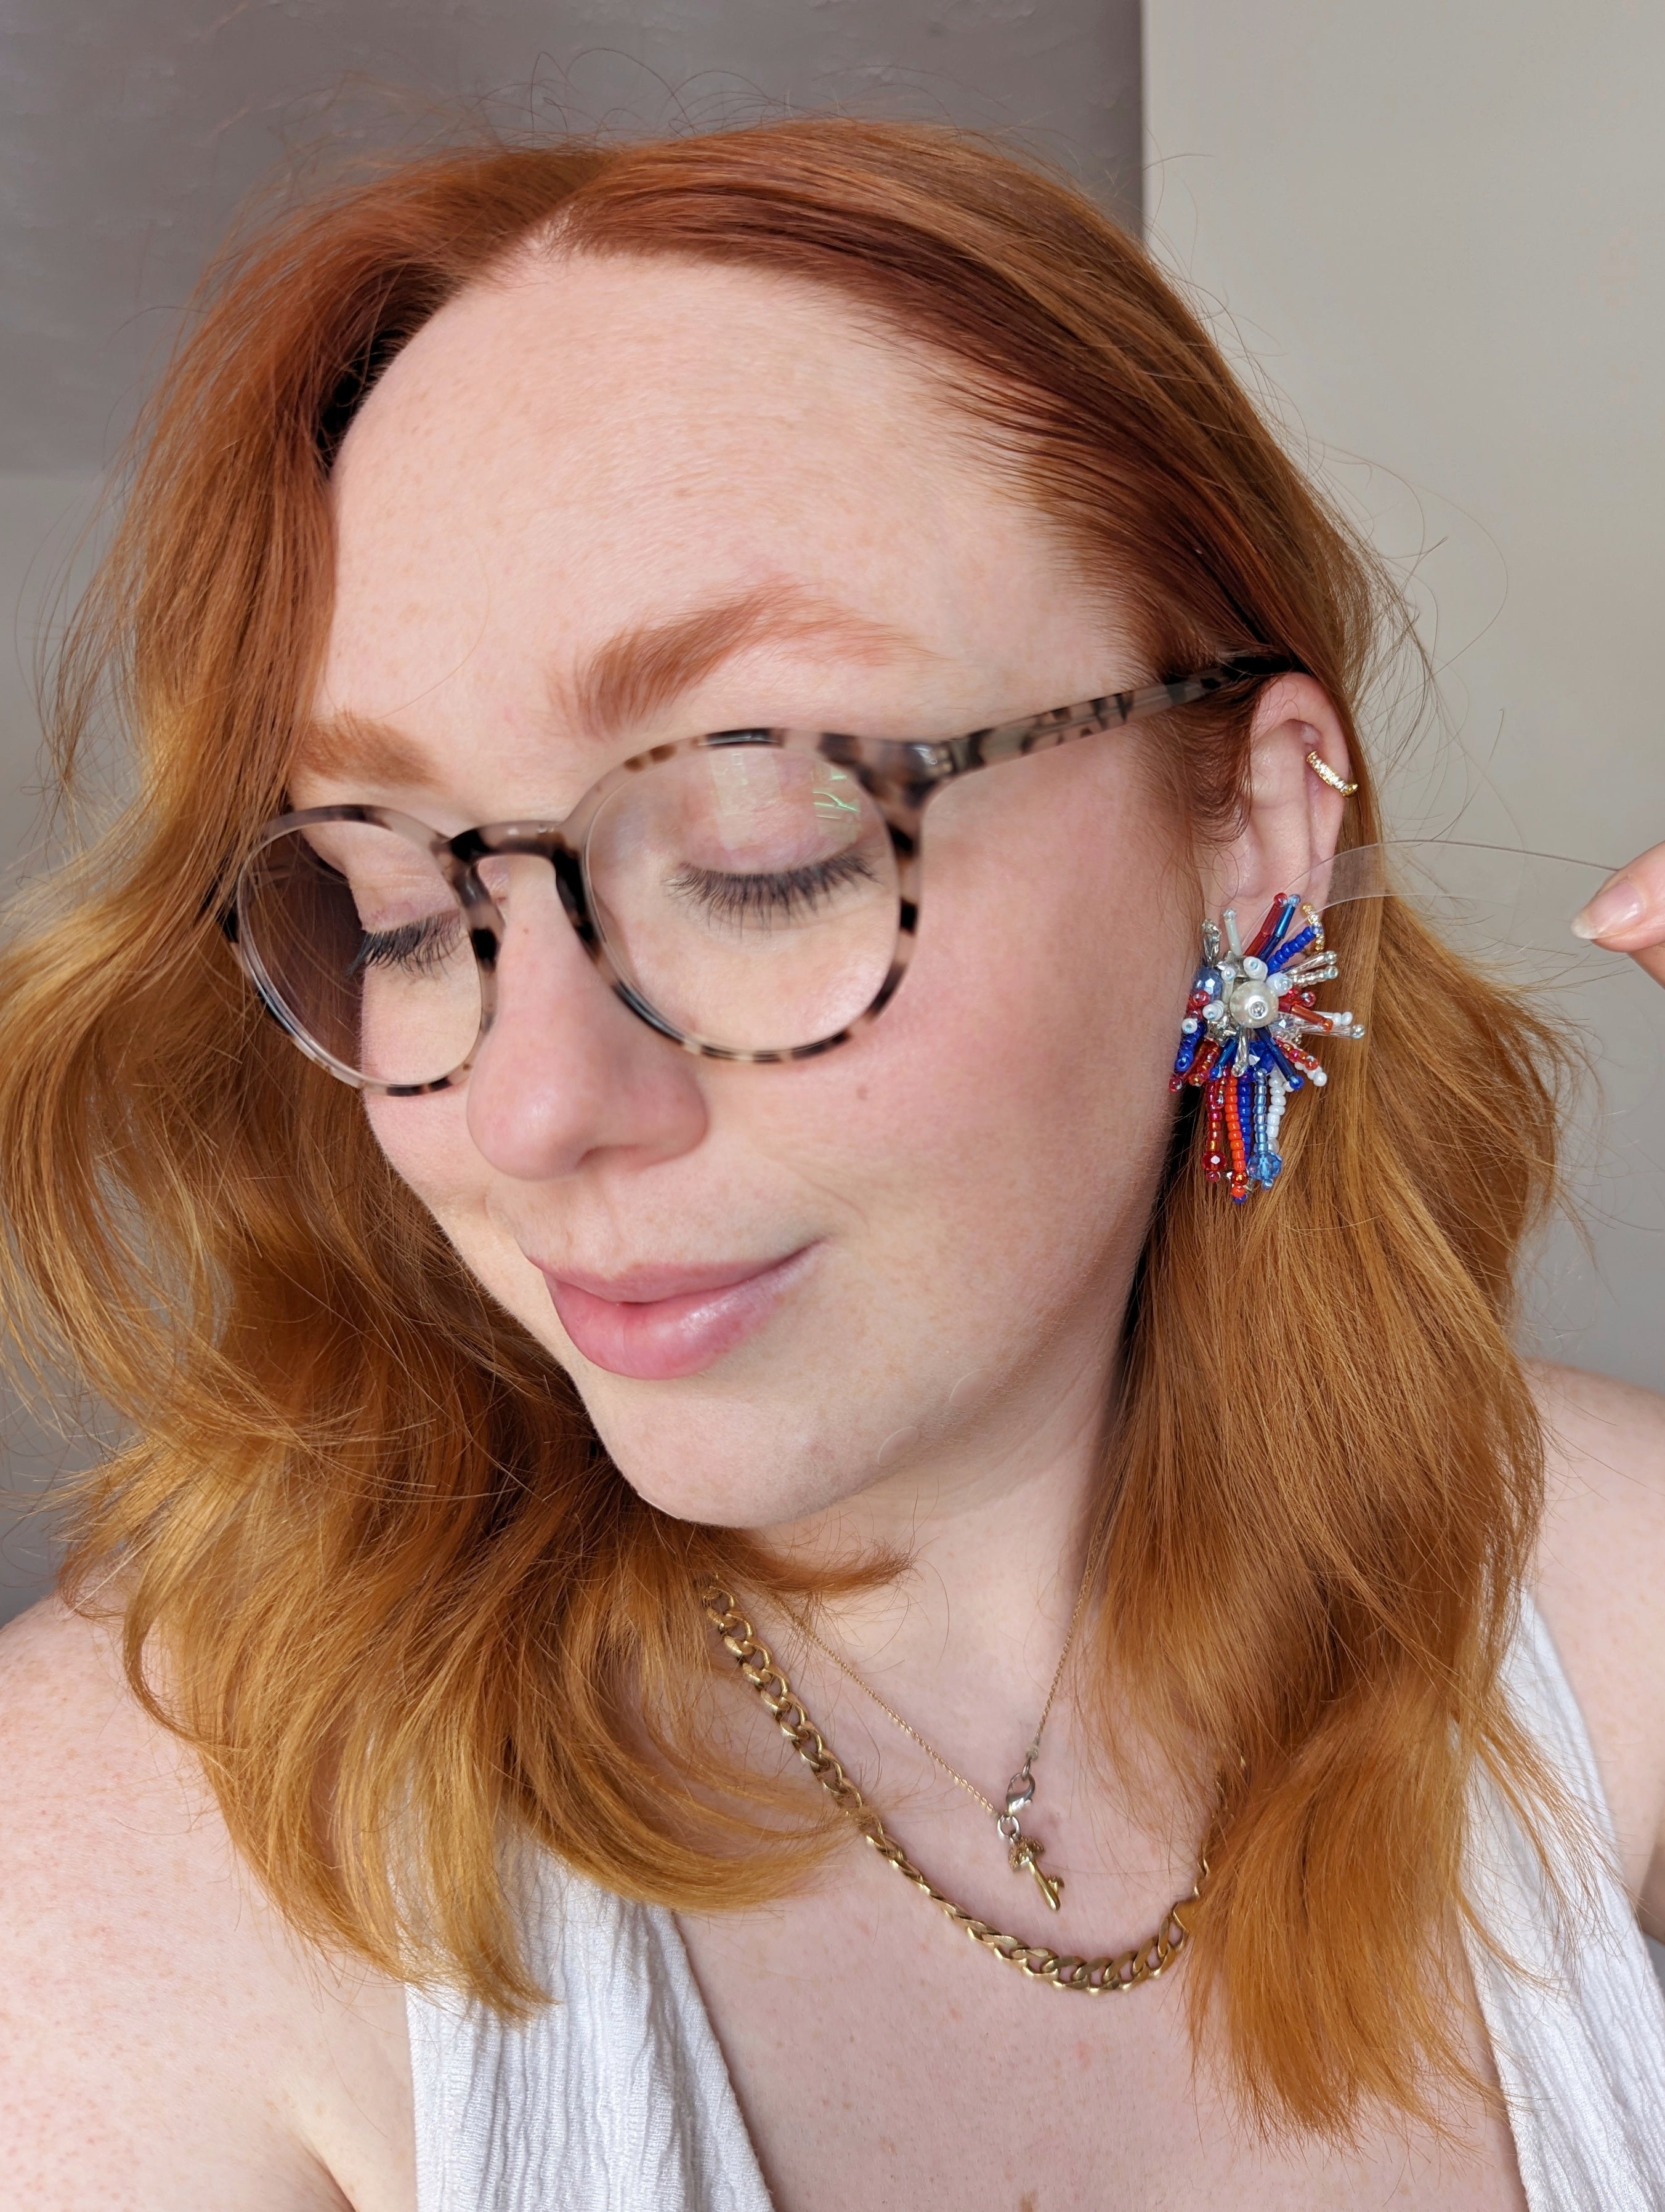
left=0, top=1596, right=413, bottom=2210
left=1528, top=1361, right=1665, bottom=1924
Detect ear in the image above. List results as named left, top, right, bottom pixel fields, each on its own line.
left=1200, top=674, right=1355, bottom=925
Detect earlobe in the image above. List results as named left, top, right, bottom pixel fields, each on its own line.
left=1176, top=676, right=1366, bottom=1205
left=1170, top=887, right=1364, bottom=1201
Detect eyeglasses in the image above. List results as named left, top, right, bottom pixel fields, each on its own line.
left=225, top=653, right=1292, bottom=1094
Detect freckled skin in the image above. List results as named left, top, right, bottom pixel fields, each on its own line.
left=313, top=251, right=1211, bottom=1545
left=6, top=247, right=1664, bottom=2212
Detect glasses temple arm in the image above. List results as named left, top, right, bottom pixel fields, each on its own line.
left=941, top=654, right=1304, bottom=780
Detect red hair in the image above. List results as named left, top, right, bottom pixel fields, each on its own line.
left=0, top=119, right=1568, bottom=2136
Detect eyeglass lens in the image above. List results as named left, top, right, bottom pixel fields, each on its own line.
left=238, top=747, right=902, bottom=1082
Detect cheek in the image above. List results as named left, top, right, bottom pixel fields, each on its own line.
left=764, top=794, right=1193, bottom=1327
left=892, top=759, right=1189, bottom=1162
left=363, top=1087, right=486, bottom=1219
left=363, top=1086, right=563, bottom=1347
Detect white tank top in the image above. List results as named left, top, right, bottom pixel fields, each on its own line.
left=407, top=1597, right=1665, bottom=2210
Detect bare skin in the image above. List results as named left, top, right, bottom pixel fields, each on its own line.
left=1, top=252, right=1662, bottom=2209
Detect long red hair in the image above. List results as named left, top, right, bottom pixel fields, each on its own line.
left=0, top=119, right=1568, bottom=2136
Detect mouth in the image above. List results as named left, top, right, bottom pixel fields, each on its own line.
left=533, top=1245, right=819, bottom=1381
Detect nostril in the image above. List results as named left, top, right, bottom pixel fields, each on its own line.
left=460, top=914, right=709, bottom=1185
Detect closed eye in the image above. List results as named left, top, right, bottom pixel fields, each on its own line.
left=349, top=911, right=466, bottom=977
left=665, top=850, right=880, bottom=928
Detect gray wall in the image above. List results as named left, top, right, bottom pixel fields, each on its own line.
left=0, top=2, right=1142, bottom=1625
left=0, top=473, right=104, bottom=1626
left=3, top=0, right=1142, bottom=475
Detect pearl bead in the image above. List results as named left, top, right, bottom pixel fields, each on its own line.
left=1226, top=977, right=1278, bottom=1028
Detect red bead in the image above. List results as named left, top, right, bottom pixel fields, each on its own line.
left=1246, top=892, right=1295, bottom=959
left=1225, top=1075, right=1249, bottom=1183
left=1204, top=1078, right=1228, bottom=1184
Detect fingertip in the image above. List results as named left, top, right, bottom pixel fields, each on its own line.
left=1571, top=874, right=1647, bottom=945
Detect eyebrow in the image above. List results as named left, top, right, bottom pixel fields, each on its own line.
left=296, top=583, right=930, bottom=791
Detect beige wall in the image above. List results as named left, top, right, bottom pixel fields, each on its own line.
left=1146, top=0, right=1664, bottom=1392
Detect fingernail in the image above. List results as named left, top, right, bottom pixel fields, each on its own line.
left=1571, top=874, right=1646, bottom=940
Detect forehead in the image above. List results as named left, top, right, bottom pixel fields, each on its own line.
left=317, top=252, right=1107, bottom=799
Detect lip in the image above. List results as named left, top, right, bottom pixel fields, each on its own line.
left=535, top=1245, right=818, bottom=1381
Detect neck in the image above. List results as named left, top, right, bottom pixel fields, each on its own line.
left=753, top=1346, right=1116, bottom=1763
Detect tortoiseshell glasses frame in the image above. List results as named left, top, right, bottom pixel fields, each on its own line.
left=227, top=652, right=1295, bottom=1094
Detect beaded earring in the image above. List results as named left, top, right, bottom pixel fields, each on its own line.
left=1170, top=891, right=1365, bottom=1201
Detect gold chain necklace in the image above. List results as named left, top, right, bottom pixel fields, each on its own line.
left=784, top=1564, right=1092, bottom=1912
left=698, top=1582, right=1209, bottom=1996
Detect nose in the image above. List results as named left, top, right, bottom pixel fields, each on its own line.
left=463, top=862, right=708, bottom=1182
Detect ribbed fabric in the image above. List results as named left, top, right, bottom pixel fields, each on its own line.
left=1461, top=1599, right=1665, bottom=2209
left=408, top=1860, right=772, bottom=2212
left=408, top=1596, right=1665, bottom=2210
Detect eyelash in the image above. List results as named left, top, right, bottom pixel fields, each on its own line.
left=346, top=850, right=879, bottom=972
left=351, top=913, right=463, bottom=977
left=665, top=850, right=879, bottom=926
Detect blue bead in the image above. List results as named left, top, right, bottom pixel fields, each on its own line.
left=1262, top=895, right=1300, bottom=955
left=1266, top=923, right=1319, bottom=974
left=1267, top=1041, right=1305, bottom=1088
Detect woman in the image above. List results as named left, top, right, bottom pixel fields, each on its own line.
left=1, top=119, right=1663, bottom=2211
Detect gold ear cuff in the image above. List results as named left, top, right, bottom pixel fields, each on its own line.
left=1306, top=749, right=1359, bottom=796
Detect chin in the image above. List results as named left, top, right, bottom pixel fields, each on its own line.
left=445, top=1218, right=958, bottom=1534
left=564, top=1365, right=891, bottom=1533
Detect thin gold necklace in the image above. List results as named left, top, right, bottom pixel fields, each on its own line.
left=783, top=1562, right=1093, bottom=1913
left=699, top=1581, right=1209, bottom=1994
